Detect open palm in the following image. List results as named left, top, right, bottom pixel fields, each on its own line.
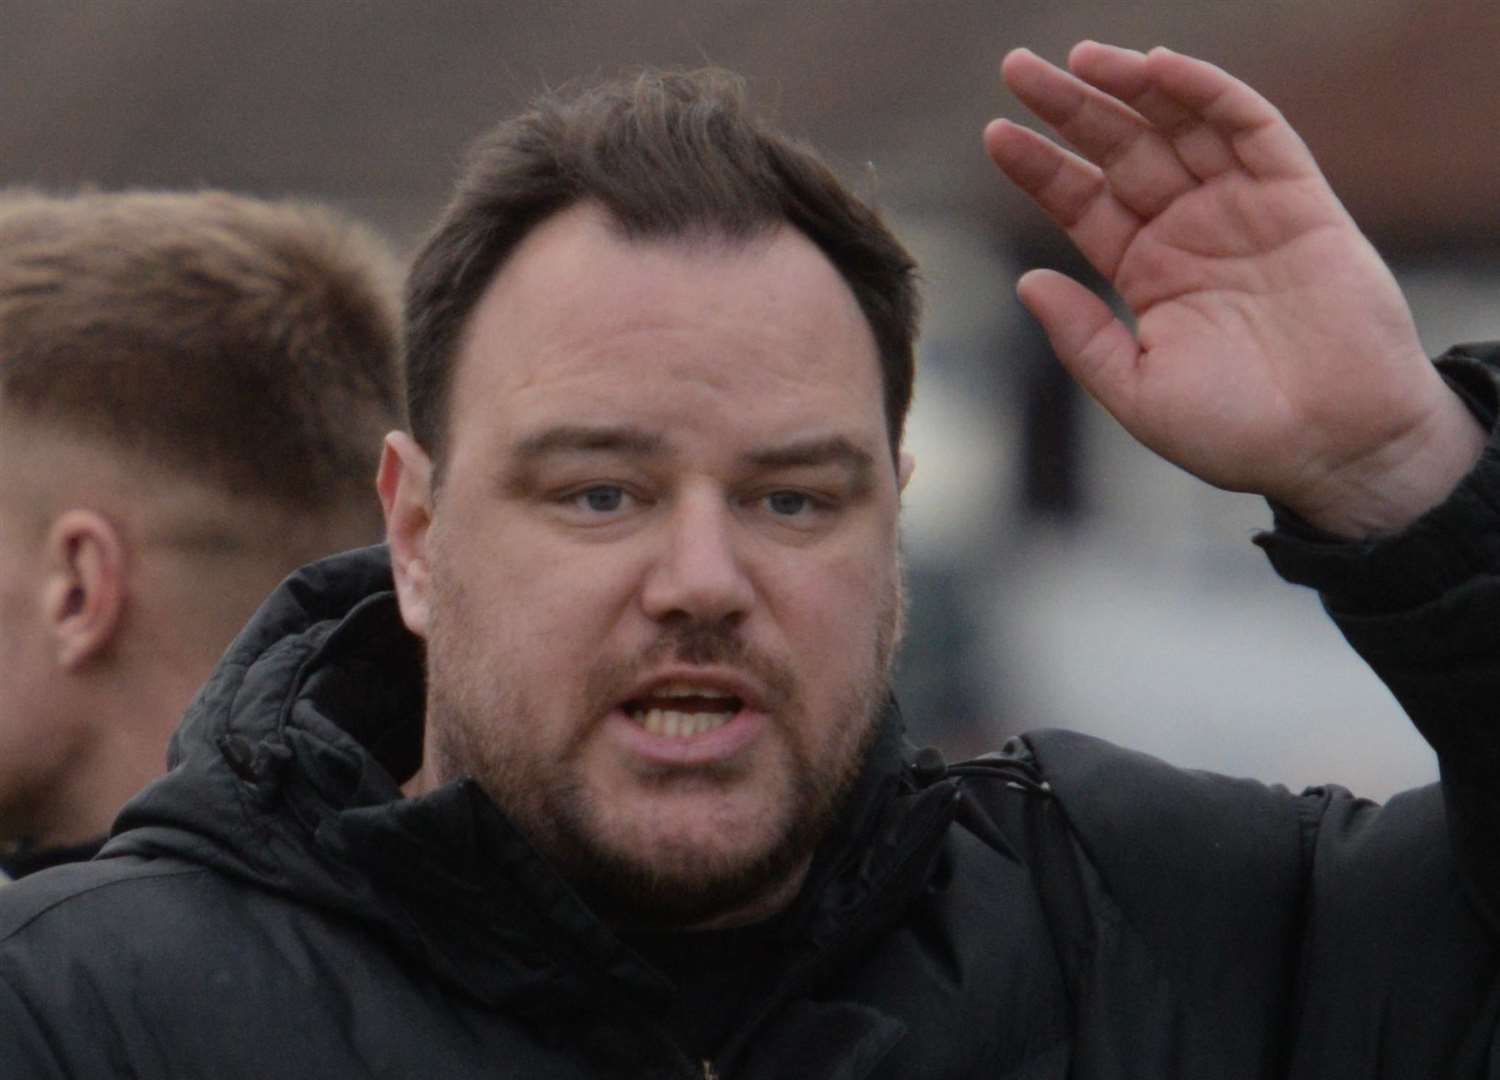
left=986, top=43, right=1481, bottom=536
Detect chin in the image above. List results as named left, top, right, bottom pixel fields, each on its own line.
left=573, top=835, right=807, bottom=930
left=541, top=781, right=813, bottom=929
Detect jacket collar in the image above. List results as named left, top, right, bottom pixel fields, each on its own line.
left=113, top=545, right=955, bottom=1065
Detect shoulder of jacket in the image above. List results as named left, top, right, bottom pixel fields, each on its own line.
left=0, top=856, right=209, bottom=945
left=1022, top=730, right=1315, bottom=962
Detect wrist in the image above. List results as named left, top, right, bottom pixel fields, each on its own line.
left=1290, top=378, right=1487, bottom=540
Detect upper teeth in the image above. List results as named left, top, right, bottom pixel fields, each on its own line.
left=629, top=683, right=739, bottom=738
left=637, top=709, right=732, bottom=737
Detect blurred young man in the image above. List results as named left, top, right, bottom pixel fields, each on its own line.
left=0, top=47, right=1498, bottom=1078
left=0, top=190, right=402, bottom=878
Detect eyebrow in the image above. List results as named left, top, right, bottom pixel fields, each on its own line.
left=741, top=435, right=876, bottom=493
left=507, top=426, right=876, bottom=492
left=511, top=424, right=667, bottom=461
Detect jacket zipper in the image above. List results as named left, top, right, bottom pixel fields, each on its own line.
left=701, top=1059, right=720, bottom=1079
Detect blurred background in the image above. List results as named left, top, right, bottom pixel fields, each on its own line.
left=8, top=0, right=1499, bottom=797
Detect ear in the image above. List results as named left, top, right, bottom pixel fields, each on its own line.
left=42, top=509, right=127, bottom=671
left=897, top=451, right=916, bottom=494
left=378, top=431, right=435, bottom=639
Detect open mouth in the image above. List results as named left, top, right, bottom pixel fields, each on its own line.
left=622, top=683, right=745, bottom=738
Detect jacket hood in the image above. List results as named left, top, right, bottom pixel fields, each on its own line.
left=104, top=545, right=952, bottom=1019
left=109, top=546, right=424, bottom=915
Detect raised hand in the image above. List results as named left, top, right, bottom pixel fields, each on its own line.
left=985, top=42, right=1484, bottom=537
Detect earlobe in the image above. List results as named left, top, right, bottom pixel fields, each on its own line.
left=43, top=510, right=126, bottom=671
left=378, top=432, right=436, bottom=639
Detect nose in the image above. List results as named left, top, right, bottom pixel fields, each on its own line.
left=639, top=490, right=755, bottom=627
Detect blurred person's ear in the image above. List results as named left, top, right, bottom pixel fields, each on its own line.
left=378, top=432, right=434, bottom=640
left=43, top=510, right=126, bottom=670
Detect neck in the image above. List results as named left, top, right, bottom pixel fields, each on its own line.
left=16, top=660, right=201, bottom=852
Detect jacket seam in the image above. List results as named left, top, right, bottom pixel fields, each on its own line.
left=0, top=864, right=208, bottom=945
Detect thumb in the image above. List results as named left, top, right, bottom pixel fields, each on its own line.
left=1018, top=268, right=1141, bottom=419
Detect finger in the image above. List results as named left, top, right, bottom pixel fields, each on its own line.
left=1001, top=47, right=1197, bottom=219
left=984, top=119, right=1142, bottom=277
left=1016, top=268, right=1142, bottom=419
left=1142, top=46, right=1320, bottom=182
left=1068, top=41, right=1237, bottom=182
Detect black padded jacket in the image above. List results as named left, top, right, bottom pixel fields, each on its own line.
left=2, top=350, right=1500, bottom=1079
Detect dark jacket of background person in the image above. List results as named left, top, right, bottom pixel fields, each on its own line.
left=1, top=355, right=1498, bottom=1078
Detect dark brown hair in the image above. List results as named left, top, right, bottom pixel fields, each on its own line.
left=405, top=68, right=919, bottom=471
left=0, top=189, right=403, bottom=527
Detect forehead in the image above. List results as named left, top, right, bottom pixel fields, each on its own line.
left=447, top=204, right=887, bottom=460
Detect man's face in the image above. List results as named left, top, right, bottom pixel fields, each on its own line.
left=0, top=495, right=52, bottom=844
left=389, top=204, right=909, bottom=929
left=0, top=426, right=95, bottom=847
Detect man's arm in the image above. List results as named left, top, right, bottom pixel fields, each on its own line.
left=984, top=42, right=1485, bottom=537
left=989, top=41, right=1500, bottom=947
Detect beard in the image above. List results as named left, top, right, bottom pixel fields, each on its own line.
left=422, top=567, right=904, bottom=930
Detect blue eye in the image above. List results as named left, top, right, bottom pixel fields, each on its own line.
left=576, top=486, right=626, bottom=513
left=765, top=490, right=811, bottom=515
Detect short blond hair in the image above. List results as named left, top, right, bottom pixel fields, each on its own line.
left=0, top=189, right=402, bottom=528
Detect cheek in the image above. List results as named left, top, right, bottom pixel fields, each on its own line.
left=438, top=523, right=642, bottom=661
left=0, top=647, right=78, bottom=805
left=770, top=545, right=897, bottom=667
left=0, top=619, right=48, bottom=738
left=517, top=549, right=643, bottom=643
